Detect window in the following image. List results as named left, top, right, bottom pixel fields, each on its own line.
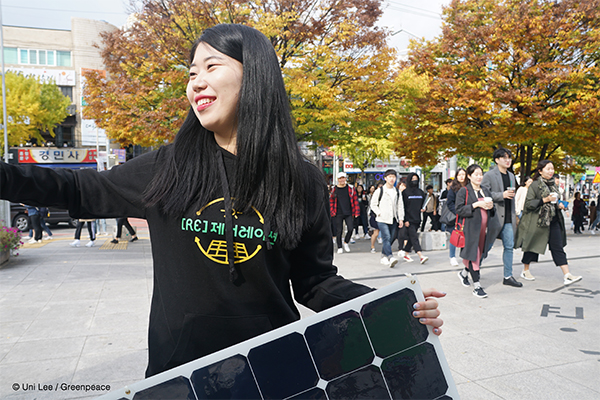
left=47, top=51, right=55, bottom=65
left=57, top=51, right=71, bottom=67
left=29, top=49, right=38, bottom=65
left=39, top=50, right=46, bottom=65
left=3, top=48, right=18, bottom=64
left=59, top=86, right=73, bottom=101
left=20, top=49, right=28, bottom=64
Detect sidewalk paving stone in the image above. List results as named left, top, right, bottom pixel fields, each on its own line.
left=0, top=221, right=598, bottom=399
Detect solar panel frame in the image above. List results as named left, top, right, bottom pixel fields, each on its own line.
left=97, top=275, right=459, bottom=400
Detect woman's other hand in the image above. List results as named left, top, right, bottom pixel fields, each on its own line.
left=412, top=289, right=446, bottom=336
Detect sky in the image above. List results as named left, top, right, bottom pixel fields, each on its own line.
left=0, top=0, right=451, bottom=53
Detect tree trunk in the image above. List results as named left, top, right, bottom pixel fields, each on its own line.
left=526, top=145, right=534, bottom=179
left=518, top=145, right=526, bottom=184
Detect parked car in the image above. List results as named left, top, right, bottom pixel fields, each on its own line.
left=10, top=203, right=78, bottom=232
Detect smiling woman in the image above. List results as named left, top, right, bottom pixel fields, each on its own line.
left=0, top=24, right=445, bottom=380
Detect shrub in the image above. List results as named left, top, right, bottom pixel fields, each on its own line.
left=1, top=225, right=22, bottom=253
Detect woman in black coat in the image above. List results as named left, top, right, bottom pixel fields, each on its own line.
left=455, top=164, right=500, bottom=298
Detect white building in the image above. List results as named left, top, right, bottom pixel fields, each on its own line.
left=2, top=17, right=117, bottom=148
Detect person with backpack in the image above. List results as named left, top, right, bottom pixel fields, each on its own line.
left=370, top=169, right=404, bottom=267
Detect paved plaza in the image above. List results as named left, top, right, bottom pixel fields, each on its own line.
left=0, top=219, right=598, bottom=399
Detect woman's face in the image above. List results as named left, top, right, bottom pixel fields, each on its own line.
left=357, top=185, right=363, bottom=194
left=457, top=170, right=466, bottom=183
left=187, top=42, right=243, bottom=138
left=540, top=163, right=554, bottom=180
left=468, top=168, right=483, bottom=186
left=369, top=186, right=375, bottom=193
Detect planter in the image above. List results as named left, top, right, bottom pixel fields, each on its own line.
left=0, top=249, right=9, bottom=266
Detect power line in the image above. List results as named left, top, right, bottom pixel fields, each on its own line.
left=386, top=5, right=442, bottom=20
left=387, top=1, right=441, bottom=16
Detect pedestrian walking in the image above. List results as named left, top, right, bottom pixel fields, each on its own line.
left=1, top=24, right=444, bottom=378
left=111, top=217, right=139, bottom=243
left=515, top=160, right=582, bottom=285
left=329, top=172, right=359, bottom=253
left=399, top=173, right=429, bottom=264
left=445, top=168, right=466, bottom=266
left=370, top=169, right=404, bottom=267
left=456, top=164, right=500, bottom=298
left=71, top=219, right=96, bottom=247
left=481, top=148, right=523, bottom=288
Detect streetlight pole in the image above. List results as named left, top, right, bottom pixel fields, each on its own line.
left=0, top=1, right=13, bottom=227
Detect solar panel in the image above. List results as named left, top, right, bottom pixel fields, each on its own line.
left=98, top=276, right=458, bottom=399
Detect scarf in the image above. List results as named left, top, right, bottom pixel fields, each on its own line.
left=537, top=177, right=558, bottom=228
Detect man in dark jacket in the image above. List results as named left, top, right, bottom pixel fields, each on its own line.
left=398, top=173, right=429, bottom=264
left=329, top=172, right=359, bottom=253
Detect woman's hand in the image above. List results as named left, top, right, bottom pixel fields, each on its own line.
left=412, top=289, right=446, bottom=336
left=542, top=195, right=553, bottom=203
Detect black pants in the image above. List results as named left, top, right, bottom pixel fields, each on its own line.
left=116, top=218, right=136, bottom=238
left=522, top=218, right=567, bottom=266
left=421, top=212, right=434, bottom=232
left=354, top=213, right=369, bottom=235
left=74, top=221, right=96, bottom=241
left=573, top=214, right=584, bottom=233
left=402, top=223, right=422, bottom=253
left=335, top=214, right=354, bottom=248
left=30, top=214, right=43, bottom=241
left=465, top=261, right=480, bottom=283
left=397, top=225, right=407, bottom=250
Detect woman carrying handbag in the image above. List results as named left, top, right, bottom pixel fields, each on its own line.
left=455, top=164, right=500, bottom=298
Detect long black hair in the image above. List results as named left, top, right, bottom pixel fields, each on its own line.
left=465, top=164, right=482, bottom=185
left=450, top=167, right=466, bottom=192
left=144, top=24, right=310, bottom=249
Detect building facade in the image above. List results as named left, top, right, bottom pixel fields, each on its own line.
left=2, top=17, right=116, bottom=149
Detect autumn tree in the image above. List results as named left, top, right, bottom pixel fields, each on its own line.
left=0, top=72, right=70, bottom=153
left=395, top=0, right=600, bottom=179
left=83, top=0, right=403, bottom=149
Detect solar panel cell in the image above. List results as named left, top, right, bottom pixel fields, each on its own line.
left=190, top=354, right=261, bottom=399
left=326, top=365, right=390, bottom=399
left=248, top=332, right=319, bottom=399
left=305, top=310, right=374, bottom=380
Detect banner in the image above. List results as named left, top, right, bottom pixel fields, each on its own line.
left=18, top=148, right=97, bottom=164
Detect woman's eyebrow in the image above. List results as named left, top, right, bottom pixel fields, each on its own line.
left=190, top=55, right=225, bottom=68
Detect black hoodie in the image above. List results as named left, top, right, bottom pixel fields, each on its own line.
left=402, top=172, right=427, bottom=224
left=0, top=144, right=372, bottom=377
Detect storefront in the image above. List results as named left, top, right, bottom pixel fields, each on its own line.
left=8, top=147, right=98, bottom=170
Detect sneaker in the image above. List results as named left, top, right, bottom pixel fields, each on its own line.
left=70, top=239, right=81, bottom=247
left=377, top=237, right=382, bottom=244
left=27, top=238, right=41, bottom=244
left=44, top=236, right=53, bottom=240
left=503, top=276, right=523, bottom=287
left=473, top=287, right=488, bottom=298
left=343, top=242, right=351, bottom=252
left=380, top=257, right=390, bottom=266
left=402, top=255, right=414, bottom=263
left=388, top=257, right=398, bottom=268
left=591, top=230, right=596, bottom=235
left=458, top=271, right=470, bottom=287
left=398, top=250, right=405, bottom=258
left=450, top=257, right=459, bottom=266
left=130, top=236, right=138, bottom=242
left=110, top=239, right=119, bottom=244
left=521, top=270, right=535, bottom=281
left=85, top=240, right=95, bottom=247
left=370, top=248, right=376, bottom=253
left=420, top=256, right=429, bottom=264
left=363, top=233, right=371, bottom=240
left=337, top=248, right=343, bottom=254
left=349, top=238, right=356, bottom=244
left=22, top=236, right=31, bottom=240
left=564, top=273, right=582, bottom=286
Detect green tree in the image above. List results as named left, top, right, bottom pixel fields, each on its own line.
left=396, top=0, right=600, bottom=179
left=0, top=72, right=70, bottom=153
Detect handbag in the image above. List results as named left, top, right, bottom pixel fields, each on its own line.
left=449, top=189, right=468, bottom=248
left=439, top=202, right=456, bottom=225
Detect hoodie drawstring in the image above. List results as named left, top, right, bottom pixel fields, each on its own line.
left=216, top=150, right=238, bottom=283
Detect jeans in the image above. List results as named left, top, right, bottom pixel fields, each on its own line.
left=592, top=214, right=600, bottom=230
left=493, top=223, right=514, bottom=278
left=378, top=222, right=398, bottom=258
left=449, top=241, right=457, bottom=258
